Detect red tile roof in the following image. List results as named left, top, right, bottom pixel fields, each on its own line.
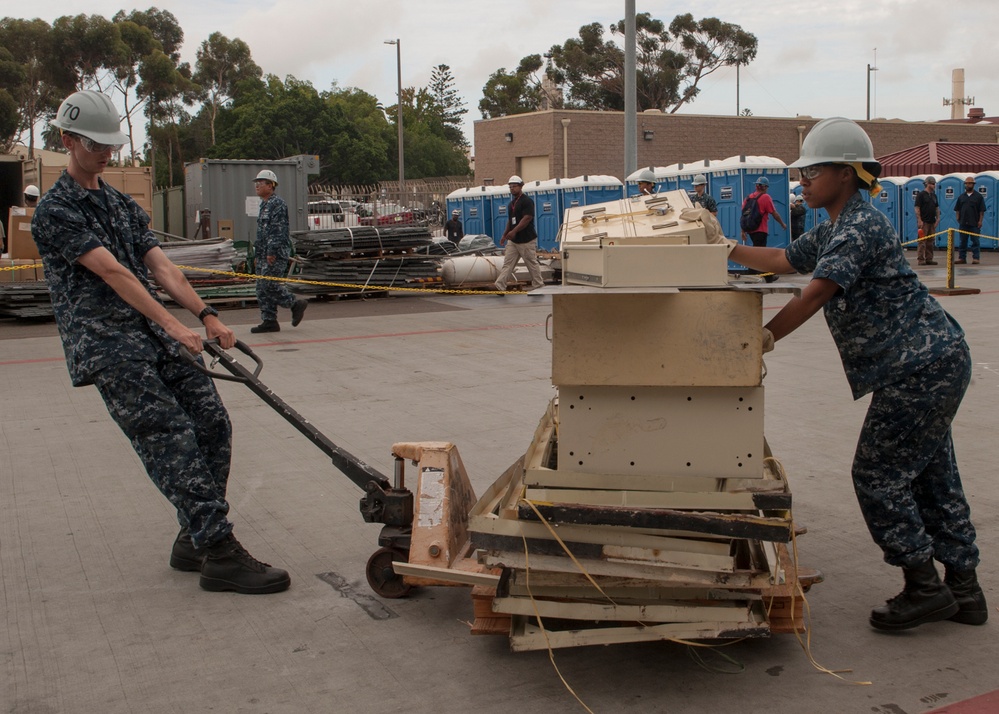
left=878, top=142, right=999, bottom=177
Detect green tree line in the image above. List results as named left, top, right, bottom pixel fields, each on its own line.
left=0, top=10, right=470, bottom=187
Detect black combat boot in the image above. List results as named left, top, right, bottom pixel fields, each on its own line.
left=169, top=528, right=203, bottom=572
left=291, top=299, right=308, bottom=326
left=870, top=559, right=959, bottom=631
left=945, top=567, right=988, bottom=626
left=199, top=533, right=291, bottom=594
left=250, top=320, right=280, bottom=333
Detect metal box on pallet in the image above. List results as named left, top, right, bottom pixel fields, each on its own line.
left=551, top=290, right=763, bottom=388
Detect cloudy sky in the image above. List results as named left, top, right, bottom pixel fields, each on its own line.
left=4, top=0, right=998, bottom=145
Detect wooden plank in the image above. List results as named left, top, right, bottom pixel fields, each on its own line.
left=392, top=561, right=500, bottom=587
left=498, top=460, right=527, bottom=521
left=603, top=544, right=735, bottom=572
left=506, top=582, right=761, bottom=602
left=468, top=457, right=521, bottom=519
left=501, top=568, right=759, bottom=602
left=470, top=617, right=512, bottom=636
left=478, top=552, right=772, bottom=588
left=508, top=614, right=770, bottom=652
left=525, top=487, right=791, bottom=511
left=518, top=502, right=793, bottom=542
left=469, top=510, right=735, bottom=552
left=471, top=532, right=736, bottom=572
left=492, top=595, right=752, bottom=623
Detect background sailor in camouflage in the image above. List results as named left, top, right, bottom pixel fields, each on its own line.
left=721, top=117, right=985, bottom=631
left=690, top=174, right=717, bottom=215
left=31, top=89, right=290, bottom=595
left=251, top=170, right=307, bottom=333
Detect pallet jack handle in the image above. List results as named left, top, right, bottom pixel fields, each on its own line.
left=181, top=340, right=398, bottom=505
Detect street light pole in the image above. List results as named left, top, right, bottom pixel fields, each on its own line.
left=866, top=50, right=878, bottom=121
left=384, top=39, right=405, bottom=197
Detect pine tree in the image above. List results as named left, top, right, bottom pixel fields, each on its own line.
left=427, top=64, right=467, bottom=148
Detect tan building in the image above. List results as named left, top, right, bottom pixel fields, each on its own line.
left=474, top=109, right=999, bottom=184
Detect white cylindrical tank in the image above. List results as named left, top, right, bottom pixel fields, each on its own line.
left=441, top=255, right=504, bottom=286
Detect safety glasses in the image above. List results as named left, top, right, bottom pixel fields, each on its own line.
left=799, top=164, right=833, bottom=181
left=70, top=133, right=123, bottom=154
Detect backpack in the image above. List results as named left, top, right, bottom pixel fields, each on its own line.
left=740, top=194, right=763, bottom=233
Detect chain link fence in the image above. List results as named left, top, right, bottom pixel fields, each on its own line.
left=307, top=177, right=472, bottom=235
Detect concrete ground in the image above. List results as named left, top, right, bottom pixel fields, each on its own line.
left=1, top=255, right=996, bottom=714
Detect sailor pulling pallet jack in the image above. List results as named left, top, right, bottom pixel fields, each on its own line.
left=691, top=116, right=986, bottom=631
left=32, top=90, right=290, bottom=596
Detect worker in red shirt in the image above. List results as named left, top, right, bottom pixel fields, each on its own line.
left=741, top=176, right=787, bottom=282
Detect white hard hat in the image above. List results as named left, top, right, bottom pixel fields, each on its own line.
left=637, top=169, right=656, bottom=183
left=451, top=209, right=460, bottom=215
left=790, top=117, right=879, bottom=167
left=508, top=175, right=524, bottom=185
left=24, top=184, right=40, bottom=198
left=254, top=169, right=278, bottom=185
left=49, top=90, right=128, bottom=145
left=692, top=174, right=707, bottom=186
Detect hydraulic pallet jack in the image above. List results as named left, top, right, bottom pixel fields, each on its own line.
left=186, top=339, right=481, bottom=598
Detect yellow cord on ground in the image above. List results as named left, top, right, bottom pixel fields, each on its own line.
left=521, top=534, right=598, bottom=714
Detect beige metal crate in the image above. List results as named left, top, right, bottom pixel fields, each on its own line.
left=551, top=290, right=763, bottom=387
left=558, top=385, right=765, bottom=479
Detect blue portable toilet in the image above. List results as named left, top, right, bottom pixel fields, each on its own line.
left=902, top=175, right=942, bottom=250
left=660, top=163, right=682, bottom=192
left=486, top=184, right=513, bottom=242
left=937, top=173, right=975, bottom=248
left=735, top=156, right=790, bottom=248
left=972, top=171, right=999, bottom=251
left=447, top=186, right=490, bottom=237
left=870, top=176, right=906, bottom=238
left=445, top=187, right=464, bottom=227
left=523, top=179, right=562, bottom=251
left=561, top=176, right=587, bottom=211
left=707, top=158, right=743, bottom=239
left=583, top=175, right=624, bottom=205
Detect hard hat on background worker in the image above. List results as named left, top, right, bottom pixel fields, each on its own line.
left=507, top=175, right=524, bottom=185
left=755, top=176, right=770, bottom=188
left=49, top=90, right=129, bottom=145
left=451, top=209, right=460, bottom=216
left=24, top=184, right=40, bottom=198
left=789, top=116, right=881, bottom=194
left=254, top=169, right=278, bottom=186
left=692, top=174, right=707, bottom=186
left=637, top=169, right=656, bottom=184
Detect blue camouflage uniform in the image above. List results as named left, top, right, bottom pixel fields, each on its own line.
left=255, top=194, right=297, bottom=320
left=785, top=192, right=978, bottom=571
left=31, top=170, right=234, bottom=549
left=691, top=192, right=717, bottom=213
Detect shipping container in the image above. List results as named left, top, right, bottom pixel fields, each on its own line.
left=184, top=156, right=319, bottom=243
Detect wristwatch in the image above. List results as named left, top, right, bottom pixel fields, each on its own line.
left=197, top=305, right=219, bottom=323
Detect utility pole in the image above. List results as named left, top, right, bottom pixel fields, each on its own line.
left=384, top=39, right=405, bottom=197
left=866, top=49, right=878, bottom=121
left=623, top=0, right=636, bottom=178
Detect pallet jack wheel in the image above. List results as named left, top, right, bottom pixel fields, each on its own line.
left=365, top=547, right=412, bottom=598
